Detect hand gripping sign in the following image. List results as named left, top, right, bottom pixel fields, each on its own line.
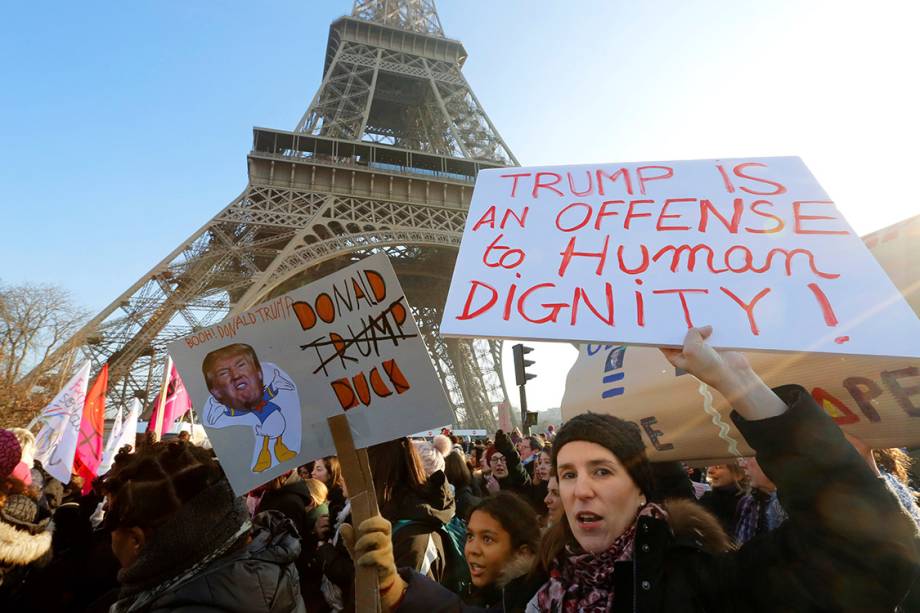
left=440, top=157, right=920, bottom=358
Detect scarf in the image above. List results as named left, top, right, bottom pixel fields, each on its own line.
left=536, top=502, right=667, bottom=612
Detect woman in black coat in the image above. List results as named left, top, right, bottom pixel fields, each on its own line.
left=348, top=326, right=920, bottom=612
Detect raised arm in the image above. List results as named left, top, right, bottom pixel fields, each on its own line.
left=660, top=325, right=786, bottom=421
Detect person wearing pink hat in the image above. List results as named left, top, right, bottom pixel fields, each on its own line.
left=0, top=428, right=53, bottom=602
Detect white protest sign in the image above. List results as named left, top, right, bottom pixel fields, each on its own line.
left=562, top=215, right=920, bottom=460
left=168, top=252, right=453, bottom=495
left=32, top=361, right=91, bottom=483
left=440, top=157, right=920, bottom=357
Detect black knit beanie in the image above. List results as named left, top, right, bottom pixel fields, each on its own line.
left=551, top=413, right=655, bottom=500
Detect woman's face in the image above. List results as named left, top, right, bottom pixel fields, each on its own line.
left=480, top=454, right=490, bottom=474
left=707, top=464, right=733, bottom=488
left=544, top=476, right=563, bottom=524
left=557, top=441, right=644, bottom=554
left=465, top=510, right=518, bottom=588
left=490, top=452, right=509, bottom=479
left=535, top=451, right=553, bottom=481
left=312, top=460, right=329, bottom=483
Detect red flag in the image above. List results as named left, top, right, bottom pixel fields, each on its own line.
left=73, top=364, right=108, bottom=494
left=147, top=363, right=192, bottom=435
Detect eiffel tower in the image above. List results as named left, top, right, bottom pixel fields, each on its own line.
left=49, top=0, right=519, bottom=430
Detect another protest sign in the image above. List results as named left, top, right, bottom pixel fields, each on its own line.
left=168, top=252, right=454, bottom=495
left=562, top=214, right=920, bottom=460
left=441, top=157, right=920, bottom=357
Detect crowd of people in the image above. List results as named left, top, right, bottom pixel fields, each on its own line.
left=1, top=326, right=919, bottom=611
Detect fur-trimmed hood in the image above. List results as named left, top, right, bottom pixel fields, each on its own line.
left=0, top=520, right=53, bottom=568
left=496, top=551, right=536, bottom=589
left=663, top=497, right=734, bottom=554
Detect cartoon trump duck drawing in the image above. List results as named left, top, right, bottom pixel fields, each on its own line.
left=201, top=343, right=300, bottom=473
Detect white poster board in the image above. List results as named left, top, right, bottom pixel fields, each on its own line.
left=562, top=215, right=920, bottom=459
left=168, top=253, right=454, bottom=495
left=441, top=157, right=920, bottom=357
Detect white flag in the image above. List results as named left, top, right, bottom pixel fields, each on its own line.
left=33, top=361, right=91, bottom=484
left=98, top=398, right=140, bottom=475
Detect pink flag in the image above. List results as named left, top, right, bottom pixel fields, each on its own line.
left=73, top=364, right=108, bottom=494
left=147, top=363, right=192, bottom=434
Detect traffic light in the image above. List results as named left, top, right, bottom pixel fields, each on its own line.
left=512, top=343, right=537, bottom=387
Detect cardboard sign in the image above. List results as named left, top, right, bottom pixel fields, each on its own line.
left=168, top=253, right=453, bottom=495
left=441, top=157, right=920, bottom=358
left=562, top=343, right=920, bottom=461
left=562, top=215, right=920, bottom=459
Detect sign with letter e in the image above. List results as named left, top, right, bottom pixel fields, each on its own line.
left=440, top=157, right=920, bottom=358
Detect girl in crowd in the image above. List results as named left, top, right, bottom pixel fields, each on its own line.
left=349, top=326, right=920, bottom=612
left=460, top=493, right=545, bottom=612
left=312, top=456, right=347, bottom=521
left=101, top=440, right=304, bottom=612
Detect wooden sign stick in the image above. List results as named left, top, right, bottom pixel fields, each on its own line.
left=328, top=414, right=381, bottom=613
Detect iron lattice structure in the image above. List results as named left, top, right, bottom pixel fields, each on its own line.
left=47, top=0, right=518, bottom=430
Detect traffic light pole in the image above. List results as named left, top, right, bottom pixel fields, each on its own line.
left=518, top=382, right=529, bottom=435
left=512, top=343, right=537, bottom=435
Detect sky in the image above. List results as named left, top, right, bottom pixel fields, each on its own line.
left=2, top=1, right=918, bottom=414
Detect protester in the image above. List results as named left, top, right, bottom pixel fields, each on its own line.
left=846, top=433, right=920, bottom=529
left=528, top=447, right=551, bottom=517
left=444, top=452, right=481, bottom=522
left=734, top=456, right=787, bottom=544
left=298, top=478, right=331, bottom=613
left=543, top=476, right=563, bottom=528
left=468, top=445, right=486, bottom=496
left=699, top=460, right=747, bottom=534
left=383, top=492, right=543, bottom=612
left=100, top=440, right=305, bottom=612
left=313, top=455, right=347, bottom=521
left=257, top=468, right=315, bottom=598
left=367, top=437, right=456, bottom=582
left=874, top=448, right=920, bottom=528
left=485, top=431, right=529, bottom=496
left=0, top=429, right=53, bottom=604
left=347, top=325, right=920, bottom=612
left=516, top=436, right=543, bottom=479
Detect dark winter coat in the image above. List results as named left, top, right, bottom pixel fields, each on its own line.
left=258, top=472, right=314, bottom=599
left=110, top=511, right=305, bottom=612
left=394, top=385, right=920, bottom=612
left=455, top=484, right=482, bottom=522
left=698, top=482, right=743, bottom=536
left=383, top=470, right=456, bottom=582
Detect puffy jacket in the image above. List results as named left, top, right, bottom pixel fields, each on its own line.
left=111, top=511, right=305, bottom=613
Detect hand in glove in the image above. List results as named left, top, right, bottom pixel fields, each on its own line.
left=340, top=516, right=407, bottom=612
